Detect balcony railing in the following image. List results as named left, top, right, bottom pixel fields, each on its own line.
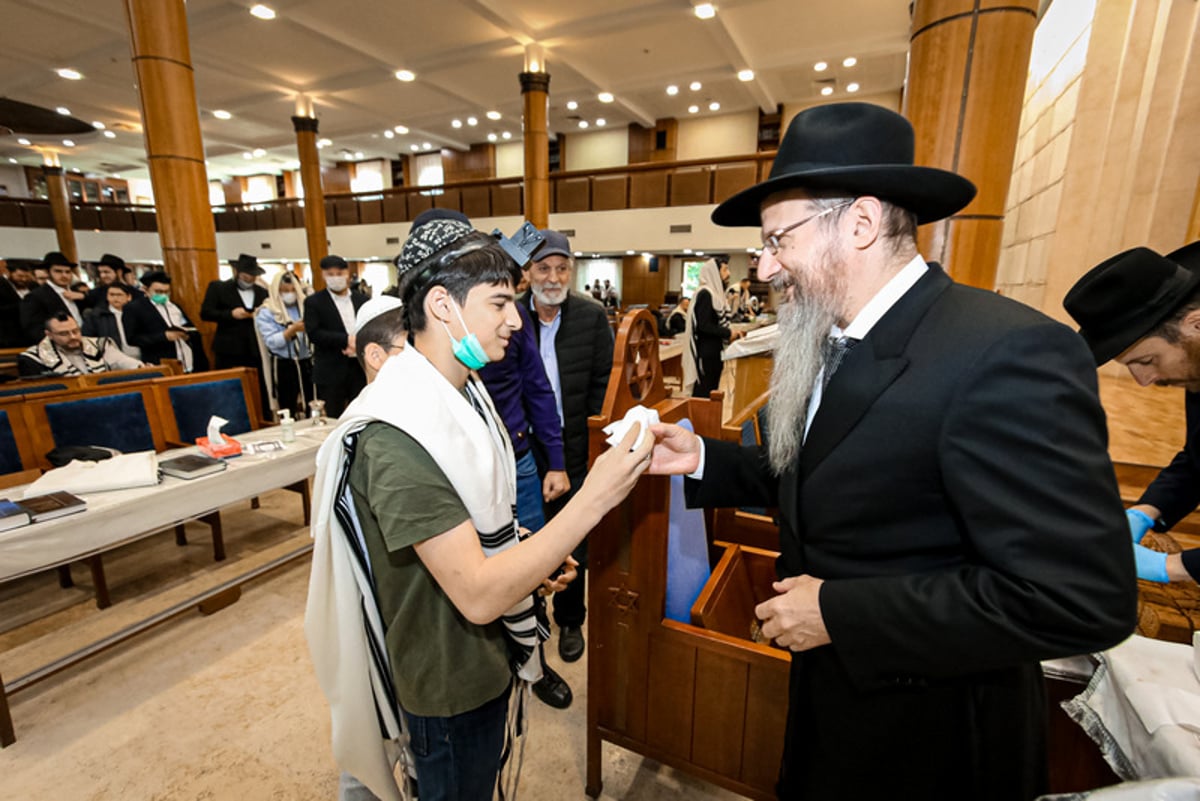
left=0, top=152, right=777, bottom=235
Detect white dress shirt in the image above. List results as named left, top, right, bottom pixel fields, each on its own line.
left=331, top=290, right=357, bottom=337
left=51, top=282, right=83, bottom=325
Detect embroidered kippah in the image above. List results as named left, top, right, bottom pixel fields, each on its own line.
left=395, top=219, right=475, bottom=276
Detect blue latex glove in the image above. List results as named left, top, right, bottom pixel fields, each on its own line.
left=1126, top=508, right=1155, bottom=544
left=1134, top=543, right=1170, bottom=583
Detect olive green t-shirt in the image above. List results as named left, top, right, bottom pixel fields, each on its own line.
left=349, top=421, right=511, bottom=717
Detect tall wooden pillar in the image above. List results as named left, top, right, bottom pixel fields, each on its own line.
left=520, top=69, right=551, bottom=229
left=41, top=156, right=78, bottom=264
left=123, top=0, right=218, bottom=330
left=292, top=107, right=328, bottom=290
left=906, top=0, right=1039, bottom=289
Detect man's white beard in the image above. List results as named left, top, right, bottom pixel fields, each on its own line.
left=766, top=242, right=847, bottom=475
left=532, top=282, right=566, bottom=307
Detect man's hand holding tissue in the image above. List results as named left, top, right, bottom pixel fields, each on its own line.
left=646, top=422, right=702, bottom=475
left=755, top=575, right=831, bottom=652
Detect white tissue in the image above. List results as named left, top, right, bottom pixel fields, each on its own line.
left=207, top=415, right=228, bottom=446
left=603, top=405, right=660, bottom=451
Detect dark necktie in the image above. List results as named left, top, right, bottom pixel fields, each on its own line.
left=821, top=335, right=859, bottom=392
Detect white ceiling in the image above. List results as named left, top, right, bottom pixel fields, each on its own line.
left=0, top=0, right=911, bottom=183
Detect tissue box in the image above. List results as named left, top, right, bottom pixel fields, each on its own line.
left=196, top=436, right=242, bottom=459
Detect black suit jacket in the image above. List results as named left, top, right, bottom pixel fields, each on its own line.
left=688, top=264, right=1136, bottom=799
left=19, top=284, right=73, bottom=343
left=200, top=278, right=268, bottom=360
left=0, top=277, right=25, bottom=347
left=122, top=295, right=208, bottom=371
left=304, top=289, right=367, bottom=386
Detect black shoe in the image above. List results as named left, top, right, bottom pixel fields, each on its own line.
left=532, top=664, right=572, bottom=709
left=558, top=625, right=585, bottom=663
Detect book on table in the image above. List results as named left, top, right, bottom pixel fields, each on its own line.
left=0, top=499, right=31, bottom=531
left=159, top=453, right=227, bottom=480
left=15, top=491, right=87, bottom=523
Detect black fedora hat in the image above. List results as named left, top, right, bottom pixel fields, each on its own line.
left=1064, top=245, right=1200, bottom=365
left=41, top=250, right=77, bottom=268
left=230, top=253, right=265, bottom=276
left=98, top=253, right=126, bottom=271
left=712, top=102, right=977, bottom=227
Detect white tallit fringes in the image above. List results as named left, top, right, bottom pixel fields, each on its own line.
left=497, top=681, right=532, bottom=801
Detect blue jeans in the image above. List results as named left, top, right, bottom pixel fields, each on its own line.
left=515, top=450, right=545, bottom=534
left=404, top=688, right=510, bottom=801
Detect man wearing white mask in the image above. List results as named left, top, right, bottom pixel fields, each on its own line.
left=305, top=255, right=368, bottom=418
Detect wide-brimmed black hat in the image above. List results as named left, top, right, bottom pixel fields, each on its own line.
left=41, top=250, right=77, bottom=268
left=1064, top=244, right=1200, bottom=365
left=98, top=253, right=126, bottom=271
left=712, top=102, right=977, bottom=227
left=230, top=253, right=264, bottom=276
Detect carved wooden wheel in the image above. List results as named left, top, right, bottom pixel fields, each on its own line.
left=622, top=315, right=660, bottom=400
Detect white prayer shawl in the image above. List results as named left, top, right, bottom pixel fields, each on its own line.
left=682, top=258, right=730, bottom=394
left=305, top=345, right=546, bottom=801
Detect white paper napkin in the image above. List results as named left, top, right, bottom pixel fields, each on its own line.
left=602, top=405, right=660, bottom=451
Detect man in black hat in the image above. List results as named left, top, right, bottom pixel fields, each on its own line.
left=304, top=254, right=367, bottom=418
left=20, top=251, right=86, bottom=344
left=1065, top=244, right=1200, bottom=585
left=202, top=254, right=270, bottom=414
left=647, top=102, right=1135, bottom=799
left=81, top=253, right=126, bottom=311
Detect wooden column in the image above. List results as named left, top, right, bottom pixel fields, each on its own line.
left=521, top=70, right=551, bottom=229
left=906, top=0, right=1039, bottom=289
left=293, top=108, right=328, bottom=290
left=41, top=159, right=78, bottom=264
left=123, top=0, right=218, bottom=334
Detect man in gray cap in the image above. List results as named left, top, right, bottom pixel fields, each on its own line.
left=1065, top=244, right=1200, bottom=585
left=522, top=229, right=612, bottom=676
left=647, top=102, right=1135, bottom=799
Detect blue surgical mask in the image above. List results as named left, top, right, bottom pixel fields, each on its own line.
left=440, top=300, right=491, bottom=370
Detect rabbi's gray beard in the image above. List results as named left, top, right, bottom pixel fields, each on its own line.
left=766, top=241, right=849, bottom=474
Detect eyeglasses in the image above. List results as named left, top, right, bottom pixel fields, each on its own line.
left=761, top=201, right=853, bottom=256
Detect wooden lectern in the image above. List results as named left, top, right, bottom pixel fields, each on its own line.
left=585, top=310, right=789, bottom=800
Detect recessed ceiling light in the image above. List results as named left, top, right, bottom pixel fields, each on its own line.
left=683, top=248, right=693, bottom=254
left=814, top=61, right=828, bottom=72
left=688, top=105, right=699, bottom=114
left=7, top=158, right=16, bottom=164
left=598, top=92, right=614, bottom=103
left=451, top=119, right=462, bottom=128
left=486, top=110, right=501, bottom=120
left=91, top=121, right=105, bottom=130
left=641, top=252, right=653, bottom=259
left=395, top=69, right=416, bottom=82
left=212, top=109, right=232, bottom=120
left=56, top=68, right=82, bottom=81
left=467, top=116, right=478, bottom=126
left=243, top=152, right=254, bottom=160
left=689, top=81, right=702, bottom=91
left=501, top=131, right=512, bottom=140
left=17, top=138, right=30, bottom=145
left=62, top=139, right=75, bottom=147
left=565, top=100, right=578, bottom=111
left=596, top=118, right=606, bottom=127
left=487, top=133, right=498, bottom=142
left=846, top=82, right=860, bottom=93
left=249, top=4, right=275, bottom=20
left=666, top=85, right=679, bottom=96
left=573, top=251, right=583, bottom=257
left=383, top=129, right=394, bottom=139
left=578, top=120, right=589, bottom=129
left=737, top=69, right=754, bottom=82
left=843, top=57, right=857, bottom=68
left=746, top=247, right=757, bottom=253
left=103, top=130, right=116, bottom=139
left=56, top=106, right=70, bottom=116
left=696, top=251, right=705, bottom=256
left=354, top=151, right=364, bottom=159
left=820, top=86, right=834, bottom=96
left=253, top=148, right=266, bottom=157
left=626, top=250, right=635, bottom=255
left=422, top=142, right=432, bottom=150
left=411, top=143, right=421, bottom=151
left=393, top=125, right=409, bottom=134
left=694, top=3, right=716, bottom=20
left=709, top=101, right=720, bottom=111
left=317, top=138, right=332, bottom=147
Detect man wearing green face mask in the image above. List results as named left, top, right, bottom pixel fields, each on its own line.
left=123, top=269, right=208, bottom=372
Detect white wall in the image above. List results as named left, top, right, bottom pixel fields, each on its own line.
left=564, top=128, right=628, bottom=171
left=0, top=165, right=30, bottom=198
left=495, top=142, right=524, bottom=178
left=0, top=228, right=164, bottom=261
left=676, top=111, right=759, bottom=161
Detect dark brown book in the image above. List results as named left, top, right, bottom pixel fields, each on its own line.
left=17, top=491, right=87, bottom=523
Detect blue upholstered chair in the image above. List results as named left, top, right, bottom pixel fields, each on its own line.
left=43, top=392, right=158, bottom=454
left=90, top=368, right=170, bottom=386
left=0, top=382, right=70, bottom=399
left=166, top=378, right=254, bottom=442
left=665, top=419, right=711, bottom=623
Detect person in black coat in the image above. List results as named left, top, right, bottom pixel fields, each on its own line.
left=81, top=253, right=126, bottom=312
left=123, top=270, right=208, bottom=372
left=521, top=230, right=613, bottom=687
left=684, top=256, right=744, bottom=397
left=82, top=283, right=140, bottom=359
left=648, top=103, right=1135, bottom=801
left=20, top=251, right=85, bottom=343
left=1065, top=243, right=1200, bottom=585
left=303, top=254, right=367, bottom=418
left=0, top=259, right=36, bottom=347
left=202, top=254, right=269, bottom=415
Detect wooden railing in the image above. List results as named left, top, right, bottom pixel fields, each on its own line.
left=0, top=151, right=777, bottom=234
